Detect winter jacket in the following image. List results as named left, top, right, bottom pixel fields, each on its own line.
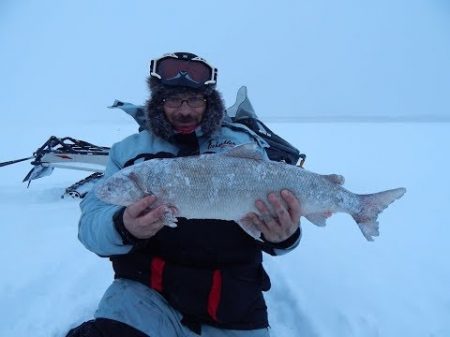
left=78, top=121, right=301, bottom=333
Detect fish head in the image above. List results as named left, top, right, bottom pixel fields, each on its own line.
left=95, top=168, right=151, bottom=206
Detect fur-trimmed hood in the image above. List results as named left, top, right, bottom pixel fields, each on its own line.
left=145, top=78, right=225, bottom=142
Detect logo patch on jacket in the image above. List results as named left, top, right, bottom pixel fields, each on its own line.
left=207, top=140, right=236, bottom=150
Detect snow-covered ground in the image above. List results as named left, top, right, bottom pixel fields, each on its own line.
left=1, top=117, right=449, bottom=337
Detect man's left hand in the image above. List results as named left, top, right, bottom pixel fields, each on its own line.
left=245, top=189, right=301, bottom=243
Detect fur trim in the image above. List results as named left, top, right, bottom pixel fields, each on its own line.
left=145, top=78, right=225, bottom=141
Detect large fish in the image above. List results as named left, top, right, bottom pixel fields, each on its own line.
left=95, top=143, right=406, bottom=241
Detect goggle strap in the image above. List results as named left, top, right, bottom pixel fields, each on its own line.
left=150, top=71, right=162, bottom=80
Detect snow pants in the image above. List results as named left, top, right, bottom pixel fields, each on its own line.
left=66, top=278, right=270, bottom=337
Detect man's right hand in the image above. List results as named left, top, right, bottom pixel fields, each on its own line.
left=123, top=195, right=168, bottom=239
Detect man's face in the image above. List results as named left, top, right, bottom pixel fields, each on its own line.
left=163, top=93, right=207, bottom=134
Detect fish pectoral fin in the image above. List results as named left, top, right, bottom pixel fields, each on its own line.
left=321, top=174, right=345, bottom=185
left=305, top=212, right=333, bottom=227
left=161, top=205, right=179, bottom=228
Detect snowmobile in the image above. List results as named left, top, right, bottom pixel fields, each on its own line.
left=0, top=87, right=305, bottom=199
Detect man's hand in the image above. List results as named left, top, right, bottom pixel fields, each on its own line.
left=246, top=190, right=301, bottom=243
left=122, top=195, right=169, bottom=239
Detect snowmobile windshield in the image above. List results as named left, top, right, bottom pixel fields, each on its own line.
left=150, top=54, right=217, bottom=89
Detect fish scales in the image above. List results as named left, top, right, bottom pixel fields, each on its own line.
left=152, top=155, right=358, bottom=220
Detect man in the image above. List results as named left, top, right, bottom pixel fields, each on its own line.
left=67, top=52, right=302, bottom=337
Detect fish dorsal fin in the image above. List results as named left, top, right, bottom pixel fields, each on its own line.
left=321, top=174, right=345, bottom=185
left=223, top=143, right=265, bottom=160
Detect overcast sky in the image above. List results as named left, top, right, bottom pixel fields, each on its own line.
left=1, top=0, right=449, bottom=122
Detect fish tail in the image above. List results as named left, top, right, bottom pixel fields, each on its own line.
left=352, top=187, right=406, bottom=241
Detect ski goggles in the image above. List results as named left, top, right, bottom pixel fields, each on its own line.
left=150, top=54, right=217, bottom=88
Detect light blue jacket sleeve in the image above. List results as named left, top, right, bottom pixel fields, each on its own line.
left=78, top=143, right=133, bottom=257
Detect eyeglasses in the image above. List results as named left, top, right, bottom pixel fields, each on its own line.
left=150, top=53, right=217, bottom=88
left=163, top=96, right=207, bottom=108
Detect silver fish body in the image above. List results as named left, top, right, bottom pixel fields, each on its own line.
left=95, top=144, right=406, bottom=241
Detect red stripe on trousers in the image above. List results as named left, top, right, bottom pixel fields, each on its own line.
left=207, top=269, right=222, bottom=321
left=150, top=257, right=166, bottom=292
